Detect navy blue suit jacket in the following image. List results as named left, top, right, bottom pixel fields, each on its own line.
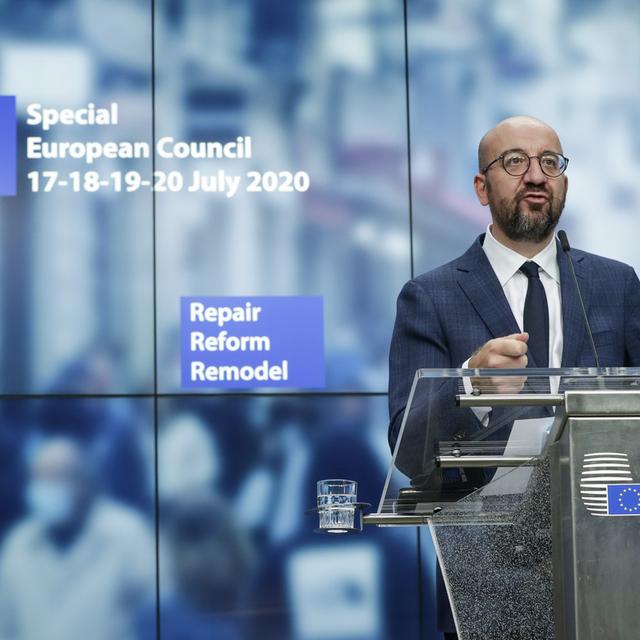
left=388, top=234, right=640, bottom=480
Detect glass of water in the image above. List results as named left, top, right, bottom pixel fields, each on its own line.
left=317, top=479, right=358, bottom=531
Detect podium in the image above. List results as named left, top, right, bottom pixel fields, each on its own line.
left=364, top=368, right=640, bottom=639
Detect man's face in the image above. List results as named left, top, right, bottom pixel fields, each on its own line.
left=474, top=122, right=568, bottom=243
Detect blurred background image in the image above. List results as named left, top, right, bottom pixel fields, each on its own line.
left=0, top=0, right=639, bottom=638
left=0, top=399, right=156, bottom=640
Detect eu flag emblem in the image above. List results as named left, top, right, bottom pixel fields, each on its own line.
left=607, top=484, right=640, bottom=516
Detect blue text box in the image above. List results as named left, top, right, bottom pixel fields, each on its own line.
left=181, top=296, right=325, bottom=389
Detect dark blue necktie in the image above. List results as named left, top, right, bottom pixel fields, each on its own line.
left=519, top=261, right=549, bottom=369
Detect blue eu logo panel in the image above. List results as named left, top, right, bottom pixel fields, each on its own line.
left=607, top=484, right=640, bottom=516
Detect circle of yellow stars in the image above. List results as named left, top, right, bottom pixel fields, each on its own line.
left=618, top=487, right=640, bottom=513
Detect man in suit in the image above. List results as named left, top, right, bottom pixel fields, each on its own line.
left=388, top=115, right=640, bottom=639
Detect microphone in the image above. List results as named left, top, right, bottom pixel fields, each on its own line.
left=557, top=230, right=600, bottom=368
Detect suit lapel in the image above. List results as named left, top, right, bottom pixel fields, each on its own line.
left=456, top=235, right=522, bottom=343
left=558, top=241, right=589, bottom=367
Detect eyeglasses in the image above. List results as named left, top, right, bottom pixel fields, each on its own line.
left=482, top=149, right=569, bottom=178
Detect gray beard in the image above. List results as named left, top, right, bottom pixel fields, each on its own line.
left=492, top=197, right=564, bottom=243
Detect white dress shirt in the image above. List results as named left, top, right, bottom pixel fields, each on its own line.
left=463, top=225, right=564, bottom=420
left=482, top=224, right=563, bottom=368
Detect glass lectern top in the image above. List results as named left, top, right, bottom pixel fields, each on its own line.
left=381, top=366, right=640, bottom=517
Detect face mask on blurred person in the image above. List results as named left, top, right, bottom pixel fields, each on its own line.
left=26, top=480, right=76, bottom=528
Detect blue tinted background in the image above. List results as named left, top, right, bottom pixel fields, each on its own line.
left=1, top=0, right=639, bottom=639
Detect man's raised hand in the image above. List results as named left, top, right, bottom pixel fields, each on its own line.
left=468, top=333, right=529, bottom=394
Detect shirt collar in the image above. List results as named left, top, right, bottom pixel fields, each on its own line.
left=482, top=224, right=560, bottom=286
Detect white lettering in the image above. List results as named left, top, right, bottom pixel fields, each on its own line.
left=156, top=136, right=252, bottom=160
left=190, top=330, right=270, bottom=352
left=189, top=360, right=288, bottom=382
left=26, top=103, right=42, bottom=126
left=190, top=302, right=205, bottom=322
left=25, top=103, right=119, bottom=131
left=187, top=302, right=262, bottom=327
left=25, top=138, right=149, bottom=164
left=191, top=361, right=206, bottom=380
left=191, top=331, right=205, bottom=350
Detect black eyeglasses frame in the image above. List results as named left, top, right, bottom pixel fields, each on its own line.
left=481, top=149, right=570, bottom=178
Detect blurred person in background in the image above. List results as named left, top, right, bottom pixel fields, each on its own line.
left=0, top=436, right=154, bottom=640
left=39, top=347, right=153, bottom=512
left=138, top=494, right=254, bottom=640
left=158, top=412, right=221, bottom=503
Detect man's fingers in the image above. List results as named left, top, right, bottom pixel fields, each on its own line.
left=493, top=375, right=528, bottom=394
left=484, top=353, right=527, bottom=368
left=492, top=337, right=528, bottom=357
left=468, top=333, right=530, bottom=369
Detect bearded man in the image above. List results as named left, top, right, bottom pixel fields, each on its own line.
left=387, top=115, right=640, bottom=639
